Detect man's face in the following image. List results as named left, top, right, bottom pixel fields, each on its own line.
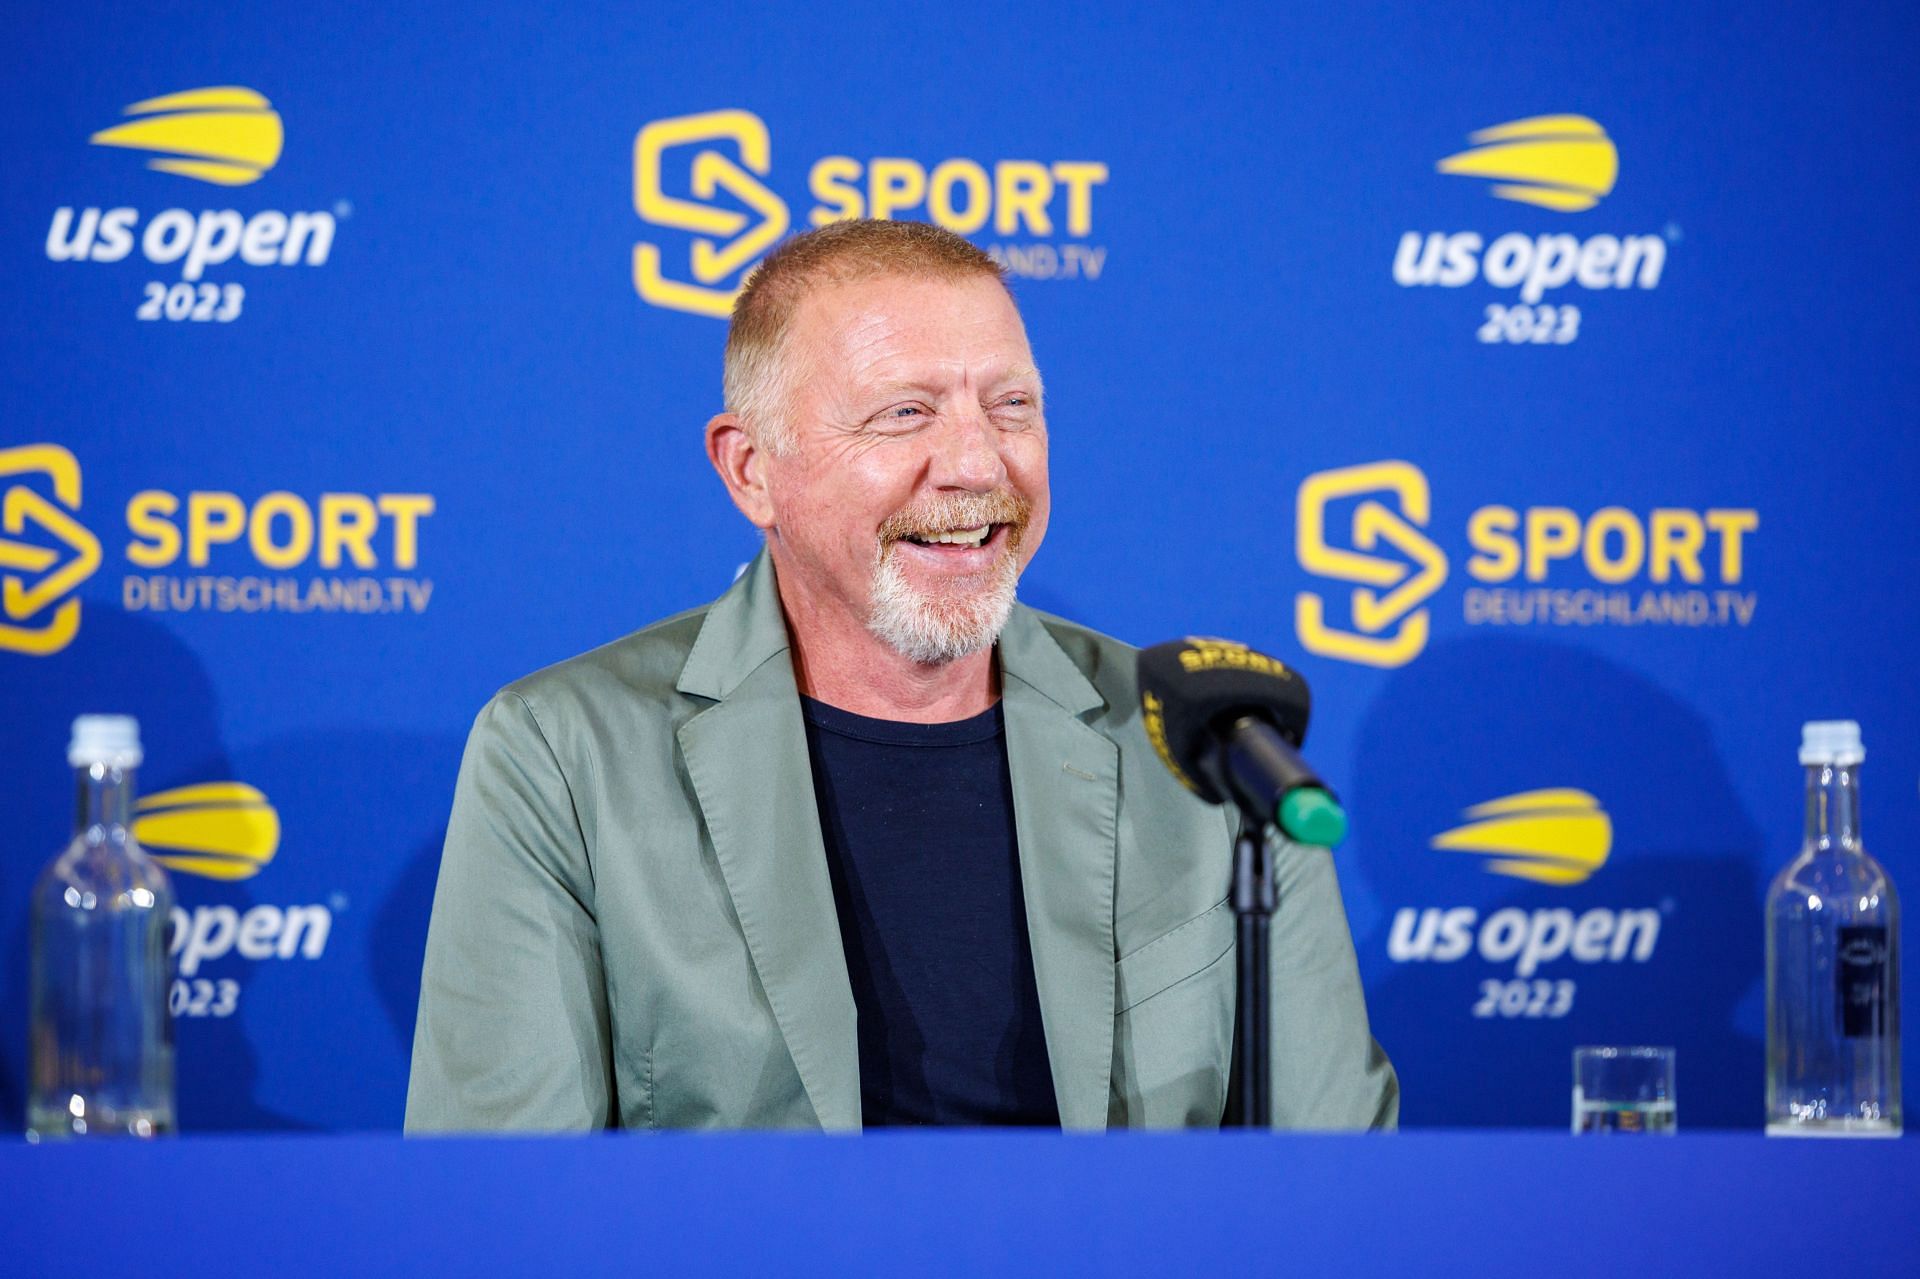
left=759, top=272, right=1050, bottom=665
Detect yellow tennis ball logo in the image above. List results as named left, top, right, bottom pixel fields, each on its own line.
left=1436, top=115, right=1618, bottom=213
left=1431, top=789, right=1613, bottom=886
left=90, top=86, right=284, bottom=187
left=134, top=782, right=281, bottom=881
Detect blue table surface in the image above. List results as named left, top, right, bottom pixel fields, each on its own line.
left=3, top=1130, right=1916, bottom=1277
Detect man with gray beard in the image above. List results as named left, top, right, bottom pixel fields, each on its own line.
left=406, top=219, right=1397, bottom=1132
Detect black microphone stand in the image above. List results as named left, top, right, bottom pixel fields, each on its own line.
left=1224, top=816, right=1277, bottom=1128
left=1212, top=715, right=1332, bottom=1127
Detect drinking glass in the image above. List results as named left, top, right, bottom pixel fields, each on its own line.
left=1572, top=1046, right=1676, bottom=1134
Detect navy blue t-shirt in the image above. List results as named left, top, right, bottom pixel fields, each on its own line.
left=800, top=696, right=1060, bottom=1127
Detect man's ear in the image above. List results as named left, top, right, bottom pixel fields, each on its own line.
left=705, top=412, right=777, bottom=530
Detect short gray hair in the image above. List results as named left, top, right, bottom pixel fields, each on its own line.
left=722, top=219, right=1008, bottom=453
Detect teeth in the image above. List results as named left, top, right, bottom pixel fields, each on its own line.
left=912, top=525, right=991, bottom=548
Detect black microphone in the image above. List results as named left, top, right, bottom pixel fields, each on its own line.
left=1136, top=637, right=1348, bottom=847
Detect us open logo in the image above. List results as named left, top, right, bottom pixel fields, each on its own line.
left=1391, top=114, right=1674, bottom=345
left=44, top=85, right=347, bottom=324
left=1387, top=788, right=1668, bottom=1022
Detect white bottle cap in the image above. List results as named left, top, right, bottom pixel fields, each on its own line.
left=1799, top=720, right=1864, bottom=767
left=69, top=715, right=143, bottom=769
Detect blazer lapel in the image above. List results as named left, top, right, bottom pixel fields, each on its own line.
left=998, top=606, right=1119, bottom=1131
left=672, top=560, right=1121, bottom=1133
left=676, top=553, right=861, bottom=1131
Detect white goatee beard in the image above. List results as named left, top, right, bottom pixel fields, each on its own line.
left=866, top=544, right=1020, bottom=666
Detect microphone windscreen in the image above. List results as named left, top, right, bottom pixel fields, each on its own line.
left=1137, top=638, right=1312, bottom=804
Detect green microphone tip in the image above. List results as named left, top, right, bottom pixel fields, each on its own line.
left=1278, top=788, right=1348, bottom=848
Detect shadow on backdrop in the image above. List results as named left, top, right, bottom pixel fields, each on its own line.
left=1348, top=635, right=1765, bottom=1129
left=230, top=727, right=462, bottom=1131
left=376, top=831, right=447, bottom=1064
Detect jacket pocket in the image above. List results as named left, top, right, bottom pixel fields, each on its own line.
left=1114, top=898, right=1234, bottom=1014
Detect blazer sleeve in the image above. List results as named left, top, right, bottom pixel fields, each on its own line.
left=404, top=691, right=614, bottom=1132
left=1266, top=831, right=1401, bottom=1130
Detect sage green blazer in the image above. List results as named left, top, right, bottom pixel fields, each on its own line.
left=406, top=552, right=1397, bottom=1132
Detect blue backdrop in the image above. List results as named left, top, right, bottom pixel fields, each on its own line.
left=3, top=0, right=1915, bottom=1131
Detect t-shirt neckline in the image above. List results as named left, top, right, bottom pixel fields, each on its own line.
left=799, top=695, right=1005, bottom=747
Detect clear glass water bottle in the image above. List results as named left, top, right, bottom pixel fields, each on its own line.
left=26, top=716, right=176, bottom=1140
left=1765, top=720, right=1901, bottom=1136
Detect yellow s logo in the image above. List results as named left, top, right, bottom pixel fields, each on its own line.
left=633, top=110, right=791, bottom=318
left=0, top=444, right=101, bottom=656
left=1295, top=460, right=1448, bottom=668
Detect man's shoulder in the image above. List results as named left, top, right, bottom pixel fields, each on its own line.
left=1020, top=604, right=1137, bottom=661
left=491, top=598, right=715, bottom=728
left=1012, top=604, right=1142, bottom=719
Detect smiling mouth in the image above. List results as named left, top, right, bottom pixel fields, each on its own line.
left=879, top=490, right=1031, bottom=558
left=900, top=524, right=997, bottom=549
